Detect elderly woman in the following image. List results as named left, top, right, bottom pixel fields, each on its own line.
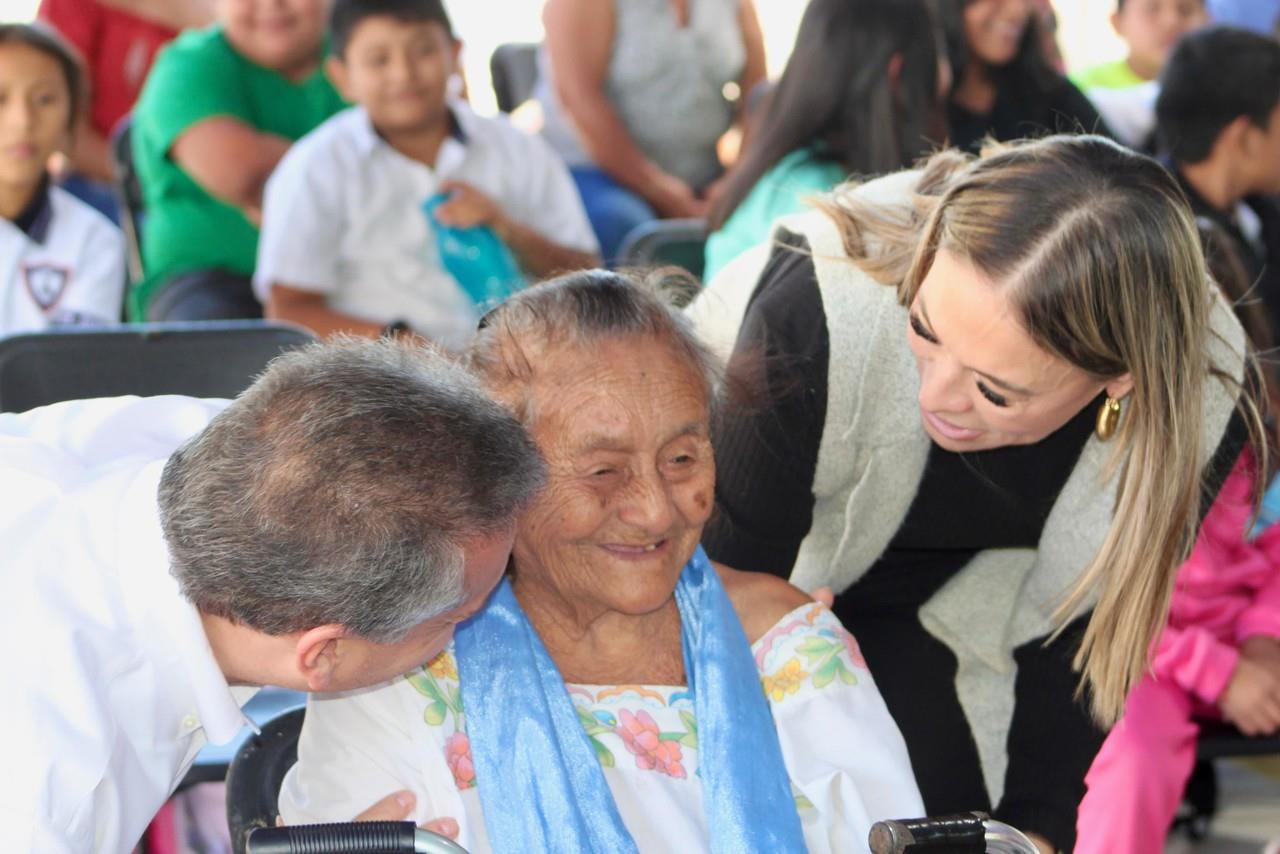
left=278, top=270, right=923, bottom=852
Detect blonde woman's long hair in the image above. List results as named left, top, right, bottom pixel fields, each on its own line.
left=819, top=134, right=1264, bottom=724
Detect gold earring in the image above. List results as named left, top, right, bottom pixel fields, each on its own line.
left=1096, top=396, right=1122, bottom=441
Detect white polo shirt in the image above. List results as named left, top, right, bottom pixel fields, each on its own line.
left=0, top=395, right=256, bottom=854
left=255, top=103, right=598, bottom=351
left=1, top=183, right=125, bottom=336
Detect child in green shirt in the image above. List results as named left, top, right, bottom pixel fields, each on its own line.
left=1072, top=0, right=1206, bottom=91
left=129, top=0, right=346, bottom=321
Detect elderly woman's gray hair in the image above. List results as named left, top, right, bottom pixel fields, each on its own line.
left=159, top=338, right=546, bottom=643
left=465, top=268, right=722, bottom=422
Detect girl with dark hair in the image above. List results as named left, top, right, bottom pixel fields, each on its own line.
left=703, top=0, right=948, bottom=280
left=0, top=23, right=124, bottom=336
left=943, top=0, right=1110, bottom=151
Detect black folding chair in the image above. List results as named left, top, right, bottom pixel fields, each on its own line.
left=1178, top=722, right=1280, bottom=839
left=109, top=115, right=145, bottom=287
left=489, top=42, right=540, bottom=113
left=615, top=218, right=709, bottom=280
left=0, top=321, right=314, bottom=413
left=225, top=707, right=306, bottom=852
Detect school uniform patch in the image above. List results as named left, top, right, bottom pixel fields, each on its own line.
left=23, top=263, right=71, bottom=311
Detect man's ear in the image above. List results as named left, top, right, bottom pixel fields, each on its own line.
left=295, top=623, right=349, bottom=692
left=325, top=55, right=353, bottom=102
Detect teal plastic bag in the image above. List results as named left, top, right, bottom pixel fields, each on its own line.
left=423, top=192, right=525, bottom=312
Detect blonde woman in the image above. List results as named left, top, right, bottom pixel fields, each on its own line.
left=688, top=135, right=1257, bottom=854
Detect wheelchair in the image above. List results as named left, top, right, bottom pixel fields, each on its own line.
left=241, top=812, right=1037, bottom=854
left=229, top=708, right=1034, bottom=854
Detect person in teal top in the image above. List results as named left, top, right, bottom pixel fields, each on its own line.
left=1071, top=0, right=1206, bottom=92
left=704, top=0, right=949, bottom=281
left=130, top=0, right=346, bottom=321
left=704, top=149, right=844, bottom=282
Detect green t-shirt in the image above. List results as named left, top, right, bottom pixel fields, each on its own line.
left=703, top=148, right=846, bottom=281
left=129, top=25, right=346, bottom=319
left=1070, top=59, right=1145, bottom=92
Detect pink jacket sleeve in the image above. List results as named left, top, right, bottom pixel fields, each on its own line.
left=1152, top=623, right=1241, bottom=704
left=1238, top=525, right=1280, bottom=643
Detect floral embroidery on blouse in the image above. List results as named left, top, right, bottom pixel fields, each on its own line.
left=406, top=659, right=472, bottom=789
left=616, top=708, right=688, bottom=778
left=406, top=603, right=868, bottom=793
left=755, top=603, right=866, bottom=701
left=762, top=658, right=809, bottom=702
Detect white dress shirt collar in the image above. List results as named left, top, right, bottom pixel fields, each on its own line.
left=116, top=458, right=255, bottom=746
left=349, top=102, right=471, bottom=175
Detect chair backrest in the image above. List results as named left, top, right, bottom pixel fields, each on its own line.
left=1196, top=720, right=1280, bottom=760
left=109, top=115, right=145, bottom=286
left=616, top=218, right=709, bottom=281
left=225, top=707, right=306, bottom=854
left=489, top=42, right=540, bottom=113
left=0, top=321, right=315, bottom=413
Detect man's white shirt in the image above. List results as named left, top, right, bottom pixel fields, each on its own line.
left=255, top=103, right=598, bottom=350
left=0, top=395, right=255, bottom=853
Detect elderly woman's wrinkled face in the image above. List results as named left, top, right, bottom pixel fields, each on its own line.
left=509, top=335, right=714, bottom=617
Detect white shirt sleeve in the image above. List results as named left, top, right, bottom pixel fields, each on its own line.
left=756, top=605, right=925, bottom=854
left=0, top=811, right=80, bottom=853
left=280, top=680, right=465, bottom=831
left=499, top=126, right=599, bottom=256
left=254, top=136, right=347, bottom=302
left=49, top=201, right=125, bottom=327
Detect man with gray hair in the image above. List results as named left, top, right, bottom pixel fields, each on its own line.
left=0, top=338, right=545, bottom=853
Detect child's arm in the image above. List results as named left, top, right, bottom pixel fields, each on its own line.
left=1218, top=638, right=1280, bottom=736
left=255, top=134, right=388, bottom=341
left=1153, top=623, right=1241, bottom=705
left=433, top=181, right=599, bottom=277
left=264, top=285, right=386, bottom=340
left=170, top=118, right=292, bottom=218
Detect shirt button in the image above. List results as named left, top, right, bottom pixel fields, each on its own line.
left=181, top=715, right=198, bottom=731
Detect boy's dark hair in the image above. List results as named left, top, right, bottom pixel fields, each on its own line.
left=0, top=23, right=83, bottom=128
left=330, top=0, right=455, bottom=56
left=1157, top=26, right=1280, bottom=164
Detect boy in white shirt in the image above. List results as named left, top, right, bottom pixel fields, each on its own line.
left=0, top=24, right=124, bottom=336
left=255, top=0, right=599, bottom=349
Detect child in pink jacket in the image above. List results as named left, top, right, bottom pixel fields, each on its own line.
left=1076, top=450, right=1280, bottom=853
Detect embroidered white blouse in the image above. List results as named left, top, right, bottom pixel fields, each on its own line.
left=280, top=603, right=923, bottom=853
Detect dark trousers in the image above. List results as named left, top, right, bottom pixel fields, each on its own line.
left=147, top=269, right=263, bottom=322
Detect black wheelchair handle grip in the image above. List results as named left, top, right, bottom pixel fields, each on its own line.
left=246, top=821, right=416, bottom=853
left=868, top=812, right=988, bottom=853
